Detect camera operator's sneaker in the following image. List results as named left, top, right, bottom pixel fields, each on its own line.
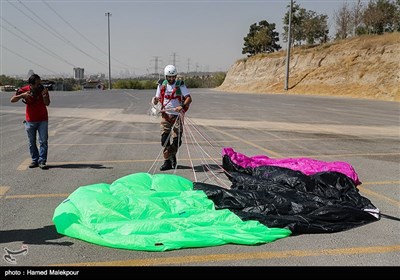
left=39, top=162, right=49, bottom=170
left=29, top=162, right=38, bottom=168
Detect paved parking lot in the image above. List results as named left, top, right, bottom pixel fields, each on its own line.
left=0, top=89, right=399, bottom=270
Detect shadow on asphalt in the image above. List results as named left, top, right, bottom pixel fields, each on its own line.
left=177, top=164, right=224, bottom=173
left=0, top=225, right=73, bottom=246
left=48, top=164, right=112, bottom=169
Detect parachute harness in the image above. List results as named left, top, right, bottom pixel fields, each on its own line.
left=147, top=80, right=229, bottom=188
left=147, top=109, right=231, bottom=189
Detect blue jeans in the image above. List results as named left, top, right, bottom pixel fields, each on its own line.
left=24, top=121, right=48, bottom=164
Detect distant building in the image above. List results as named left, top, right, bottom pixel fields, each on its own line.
left=73, top=68, right=84, bottom=79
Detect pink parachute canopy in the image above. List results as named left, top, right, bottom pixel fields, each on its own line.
left=222, top=147, right=360, bottom=185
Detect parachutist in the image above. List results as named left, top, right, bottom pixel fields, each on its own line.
left=152, top=65, right=192, bottom=171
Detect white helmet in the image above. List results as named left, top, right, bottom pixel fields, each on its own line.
left=164, top=65, right=177, bottom=77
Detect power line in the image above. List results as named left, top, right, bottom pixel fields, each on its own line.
left=0, top=44, right=59, bottom=75
left=42, top=0, right=130, bottom=71
left=8, top=0, right=108, bottom=68
left=7, top=1, right=68, bottom=49
left=0, top=17, right=76, bottom=68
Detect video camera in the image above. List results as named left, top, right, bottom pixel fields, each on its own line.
left=29, top=84, right=45, bottom=97
left=15, top=84, right=48, bottom=104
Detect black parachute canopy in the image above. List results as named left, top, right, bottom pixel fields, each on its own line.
left=194, top=148, right=379, bottom=234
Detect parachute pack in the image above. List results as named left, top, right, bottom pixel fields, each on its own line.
left=158, top=79, right=189, bottom=112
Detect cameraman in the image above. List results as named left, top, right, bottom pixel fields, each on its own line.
left=11, top=74, right=51, bottom=169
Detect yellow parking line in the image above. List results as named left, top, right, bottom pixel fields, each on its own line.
left=362, top=181, right=400, bottom=186
left=51, top=141, right=160, bottom=146
left=0, top=186, right=10, bottom=197
left=17, top=158, right=31, bottom=171
left=5, top=193, right=69, bottom=199
left=46, top=158, right=220, bottom=165
left=208, top=127, right=282, bottom=158
left=53, top=245, right=400, bottom=266
left=15, top=157, right=222, bottom=171
left=50, top=140, right=236, bottom=146
left=358, top=186, right=400, bottom=207
left=297, top=152, right=400, bottom=158
left=4, top=180, right=396, bottom=202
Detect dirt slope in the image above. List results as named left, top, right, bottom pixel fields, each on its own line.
left=217, top=32, right=400, bottom=102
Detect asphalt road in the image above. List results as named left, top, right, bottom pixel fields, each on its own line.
left=0, top=89, right=399, bottom=272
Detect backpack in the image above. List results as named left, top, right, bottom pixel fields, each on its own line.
left=158, top=79, right=189, bottom=112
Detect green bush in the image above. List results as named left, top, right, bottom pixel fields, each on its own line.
left=111, top=73, right=226, bottom=89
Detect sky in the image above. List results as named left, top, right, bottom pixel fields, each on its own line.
left=0, top=0, right=364, bottom=78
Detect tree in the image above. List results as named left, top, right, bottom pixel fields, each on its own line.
left=334, top=2, right=353, bottom=39
left=303, top=11, right=329, bottom=44
left=282, top=2, right=306, bottom=45
left=334, top=0, right=365, bottom=39
left=242, top=20, right=281, bottom=57
left=363, top=0, right=399, bottom=34
left=395, top=0, right=400, bottom=31
left=352, top=0, right=365, bottom=35
left=283, top=1, right=329, bottom=45
left=0, top=75, right=24, bottom=88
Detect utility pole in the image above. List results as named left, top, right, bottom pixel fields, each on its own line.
left=105, top=12, right=112, bottom=90
left=152, top=56, right=161, bottom=78
left=171, top=52, right=177, bottom=66
left=284, top=0, right=293, bottom=91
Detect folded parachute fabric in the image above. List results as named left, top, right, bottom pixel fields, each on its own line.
left=200, top=148, right=380, bottom=234
left=53, top=172, right=291, bottom=251
left=222, top=147, right=361, bottom=185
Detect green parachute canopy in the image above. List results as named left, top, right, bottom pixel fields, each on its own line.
left=53, top=172, right=291, bottom=251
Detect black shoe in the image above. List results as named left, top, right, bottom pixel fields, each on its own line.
left=39, top=162, right=49, bottom=170
left=171, top=155, right=177, bottom=169
left=29, top=162, right=38, bottom=168
left=160, top=160, right=172, bottom=171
